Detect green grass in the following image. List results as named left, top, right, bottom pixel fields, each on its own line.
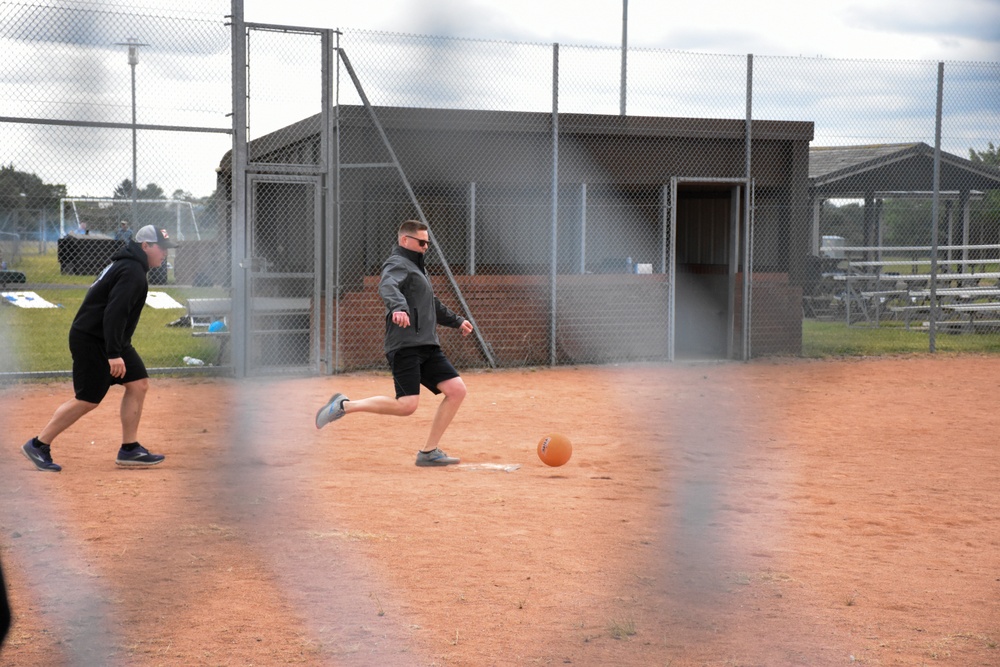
left=8, top=249, right=1000, bottom=372
left=2, top=247, right=229, bottom=373
left=803, top=319, right=1000, bottom=357
left=9, top=300, right=1000, bottom=373
left=13, top=249, right=96, bottom=286
left=1, top=287, right=225, bottom=373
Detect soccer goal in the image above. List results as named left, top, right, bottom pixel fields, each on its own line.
left=59, top=198, right=201, bottom=241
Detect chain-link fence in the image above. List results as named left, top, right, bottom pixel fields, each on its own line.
left=0, top=0, right=232, bottom=375
left=322, top=33, right=1000, bottom=369
left=3, top=1, right=1000, bottom=377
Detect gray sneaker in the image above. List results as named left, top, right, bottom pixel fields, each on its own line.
left=315, top=393, right=349, bottom=429
left=415, top=448, right=460, bottom=467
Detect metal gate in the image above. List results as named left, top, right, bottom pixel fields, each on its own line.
left=243, top=175, right=322, bottom=374
left=230, top=22, right=332, bottom=376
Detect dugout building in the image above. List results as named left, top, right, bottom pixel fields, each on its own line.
left=204, top=106, right=816, bottom=371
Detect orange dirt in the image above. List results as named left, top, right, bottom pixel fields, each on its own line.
left=1, top=356, right=998, bottom=666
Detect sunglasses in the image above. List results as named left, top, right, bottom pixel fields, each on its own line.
left=405, top=235, right=431, bottom=248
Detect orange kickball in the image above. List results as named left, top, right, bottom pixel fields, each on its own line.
left=537, top=433, right=572, bottom=467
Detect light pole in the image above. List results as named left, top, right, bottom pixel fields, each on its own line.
left=620, top=0, right=628, bottom=116
left=116, top=38, right=148, bottom=227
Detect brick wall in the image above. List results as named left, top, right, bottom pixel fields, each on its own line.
left=328, top=272, right=801, bottom=370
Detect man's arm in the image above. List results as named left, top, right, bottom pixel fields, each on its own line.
left=435, top=297, right=471, bottom=334
left=102, top=265, right=144, bottom=358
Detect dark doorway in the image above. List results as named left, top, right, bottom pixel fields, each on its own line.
left=674, top=184, right=740, bottom=359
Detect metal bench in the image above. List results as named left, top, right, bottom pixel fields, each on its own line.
left=185, top=296, right=312, bottom=365
left=186, top=297, right=232, bottom=328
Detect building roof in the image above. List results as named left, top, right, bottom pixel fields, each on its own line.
left=809, top=143, right=1000, bottom=196
left=220, top=106, right=814, bottom=171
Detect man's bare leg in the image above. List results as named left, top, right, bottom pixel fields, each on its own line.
left=115, top=379, right=165, bottom=466
left=120, top=378, right=148, bottom=443
left=344, top=394, right=419, bottom=417
left=422, top=376, right=467, bottom=452
left=37, top=398, right=99, bottom=445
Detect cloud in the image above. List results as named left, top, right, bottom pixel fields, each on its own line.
left=656, top=27, right=784, bottom=57
left=843, top=0, right=1000, bottom=44
left=246, top=0, right=1000, bottom=61
left=1, top=2, right=231, bottom=196
left=398, top=0, right=524, bottom=42
left=6, top=0, right=998, bottom=201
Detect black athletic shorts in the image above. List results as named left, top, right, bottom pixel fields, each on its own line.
left=386, top=345, right=460, bottom=398
left=69, top=330, right=148, bottom=404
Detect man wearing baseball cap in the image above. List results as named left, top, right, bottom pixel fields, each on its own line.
left=21, top=225, right=177, bottom=472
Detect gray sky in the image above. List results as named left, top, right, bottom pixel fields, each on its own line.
left=3, top=0, right=998, bottom=203
left=245, top=0, right=1000, bottom=62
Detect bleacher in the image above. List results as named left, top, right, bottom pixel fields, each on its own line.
left=808, top=243, right=1000, bottom=332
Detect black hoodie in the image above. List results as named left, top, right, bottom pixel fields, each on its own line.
left=70, top=241, right=150, bottom=358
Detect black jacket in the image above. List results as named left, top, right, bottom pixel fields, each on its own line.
left=378, top=246, right=465, bottom=354
left=70, top=241, right=150, bottom=358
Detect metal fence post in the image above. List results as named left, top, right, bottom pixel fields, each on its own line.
left=929, top=61, right=944, bottom=352
left=321, top=28, right=335, bottom=375
left=742, top=53, right=753, bottom=361
left=550, top=42, right=560, bottom=366
left=328, top=28, right=340, bottom=374
left=230, top=0, right=248, bottom=378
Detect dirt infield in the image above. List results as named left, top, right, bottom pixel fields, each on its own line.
left=1, top=356, right=998, bottom=666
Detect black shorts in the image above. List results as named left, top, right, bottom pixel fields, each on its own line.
left=386, top=345, right=460, bottom=398
left=69, top=331, right=148, bottom=404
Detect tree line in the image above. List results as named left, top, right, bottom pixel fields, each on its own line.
left=0, top=165, right=226, bottom=238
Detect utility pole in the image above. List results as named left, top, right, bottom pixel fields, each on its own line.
left=116, top=38, right=148, bottom=226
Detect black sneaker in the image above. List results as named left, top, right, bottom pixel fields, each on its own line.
left=22, top=438, right=61, bottom=472
left=116, top=444, right=165, bottom=467
left=415, top=448, right=460, bottom=467
left=315, top=392, right=349, bottom=429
